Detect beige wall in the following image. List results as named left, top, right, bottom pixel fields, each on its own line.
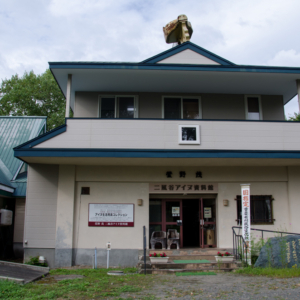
left=55, top=165, right=75, bottom=250
left=157, top=49, right=220, bottom=65
left=73, top=182, right=149, bottom=249
left=74, top=92, right=285, bottom=121
left=139, top=93, right=162, bottom=118
left=261, top=95, right=285, bottom=121
left=72, top=166, right=291, bottom=249
left=34, top=118, right=300, bottom=151
left=13, top=198, right=25, bottom=243
left=24, top=164, right=59, bottom=248
left=24, top=164, right=297, bottom=251
left=202, top=94, right=245, bottom=120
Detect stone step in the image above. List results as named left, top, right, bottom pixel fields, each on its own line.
left=138, top=267, right=239, bottom=275
left=139, top=254, right=217, bottom=261
left=148, top=248, right=232, bottom=256
left=138, top=261, right=239, bottom=270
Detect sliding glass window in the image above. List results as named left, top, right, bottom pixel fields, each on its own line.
left=99, top=96, right=138, bottom=118
left=100, top=97, right=115, bottom=118
left=163, top=97, right=201, bottom=119
left=118, top=97, right=135, bottom=119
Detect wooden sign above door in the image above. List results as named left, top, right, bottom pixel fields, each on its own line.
left=149, top=183, right=218, bottom=194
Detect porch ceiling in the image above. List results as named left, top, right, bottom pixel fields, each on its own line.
left=17, top=156, right=300, bottom=167
left=50, top=67, right=300, bottom=110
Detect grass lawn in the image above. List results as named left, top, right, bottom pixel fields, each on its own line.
left=0, top=267, right=157, bottom=300
left=235, top=266, right=300, bottom=278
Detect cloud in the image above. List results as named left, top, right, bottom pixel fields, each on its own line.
left=0, top=0, right=300, bottom=89
left=267, top=49, right=300, bottom=67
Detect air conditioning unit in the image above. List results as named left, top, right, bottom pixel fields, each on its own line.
left=0, top=209, right=13, bottom=226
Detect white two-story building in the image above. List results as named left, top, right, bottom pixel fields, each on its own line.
left=14, top=40, right=300, bottom=268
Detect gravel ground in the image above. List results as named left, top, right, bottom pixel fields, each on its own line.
left=121, top=273, right=300, bottom=300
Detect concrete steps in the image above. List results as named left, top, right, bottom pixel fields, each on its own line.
left=138, top=248, right=241, bottom=274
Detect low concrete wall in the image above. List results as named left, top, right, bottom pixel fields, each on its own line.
left=72, top=248, right=139, bottom=267
left=24, top=248, right=55, bottom=269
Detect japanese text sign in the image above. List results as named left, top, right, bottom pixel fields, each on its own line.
left=89, top=203, right=134, bottom=227
left=241, top=184, right=251, bottom=265
left=149, top=183, right=217, bottom=194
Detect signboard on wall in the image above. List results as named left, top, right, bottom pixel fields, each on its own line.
left=88, top=203, right=134, bottom=227
left=150, top=183, right=217, bottom=194
left=241, top=184, right=251, bottom=265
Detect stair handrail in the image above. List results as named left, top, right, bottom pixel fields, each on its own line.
left=232, top=226, right=300, bottom=264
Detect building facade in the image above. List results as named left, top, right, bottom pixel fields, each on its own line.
left=14, top=42, right=300, bottom=268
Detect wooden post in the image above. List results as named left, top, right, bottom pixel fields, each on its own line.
left=65, top=74, right=72, bottom=118
left=297, top=80, right=300, bottom=114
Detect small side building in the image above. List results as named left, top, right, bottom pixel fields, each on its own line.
left=0, top=116, right=46, bottom=259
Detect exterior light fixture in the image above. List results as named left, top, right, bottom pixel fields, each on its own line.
left=223, top=199, right=229, bottom=206
left=137, top=199, right=143, bottom=206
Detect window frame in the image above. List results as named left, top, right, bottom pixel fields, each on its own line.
left=98, top=95, right=139, bottom=118
left=178, top=124, right=200, bottom=145
left=236, top=195, right=274, bottom=225
left=244, top=95, right=263, bottom=120
left=162, top=96, right=202, bottom=119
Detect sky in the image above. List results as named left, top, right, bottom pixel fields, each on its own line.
left=1, top=0, right=300, bottom=117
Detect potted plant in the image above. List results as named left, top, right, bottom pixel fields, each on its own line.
left=149, top=252, right=169, bottom=263
left=215, top=252, right=234, bottom=262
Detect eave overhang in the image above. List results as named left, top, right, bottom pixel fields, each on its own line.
left=49, top=62, right=300, bottom=110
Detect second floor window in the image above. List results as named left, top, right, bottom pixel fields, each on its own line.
left=99, top=96, right=138, bottom=118
left=163, top=97, right=202, bottom=119
left=245, top=96, right=262, bottom=120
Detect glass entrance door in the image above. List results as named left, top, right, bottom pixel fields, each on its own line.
left=164, top=200, right=183, bottom=248
left=149, top=199, right=183, bottom=249
left=199, top=198, right=216, bottom=248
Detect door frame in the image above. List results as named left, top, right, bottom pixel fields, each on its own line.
left=199, top=198, right=217, bottom=248
left=162, top=199, right=183, bottom=248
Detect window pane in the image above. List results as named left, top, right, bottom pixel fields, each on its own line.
left=181, top=127, right=196, bottom=141
left=164, top=98, right=181, bottom=119
left=183, top=99, right=199, bottom=119
left=166, top=201, right=180, bottom=222
left=119, top=97, right=134, bottom=118
left=101, top=98, right=115, bottom=118
left=247, top=97, right=260, bottom=120
left=149, top=224, right=162, bottom=244
left=149, top=200, right=162, bottom=222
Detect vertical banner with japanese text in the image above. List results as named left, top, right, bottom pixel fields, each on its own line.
left=241, top=184, right=251, bottom=265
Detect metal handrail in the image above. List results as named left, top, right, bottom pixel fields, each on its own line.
left=232, top=226, right=300, bottom=263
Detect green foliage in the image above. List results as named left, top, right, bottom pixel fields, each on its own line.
left=0, top=69, right=71, bottom=131
left=288, top=112, right=300, bottom=121
left=0, top=267, right=152, bottom=299
left=235, top=266, right=300, bottom=278
left=25, top=256, right=48, bottom=267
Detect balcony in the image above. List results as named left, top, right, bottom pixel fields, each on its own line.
left=34, top=118, right=300, bottom=151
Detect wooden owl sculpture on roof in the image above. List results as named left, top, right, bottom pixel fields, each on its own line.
left=163, top=15, right=193, bottom=45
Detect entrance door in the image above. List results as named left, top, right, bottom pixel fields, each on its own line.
left=149, top=199, right=183, bottom=249
left=199, top=198, right=216, bottom=248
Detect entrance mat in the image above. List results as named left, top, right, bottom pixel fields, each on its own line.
left=176, top=272, right=217, bottom=276
left=173, top=260, right=210, bottom=264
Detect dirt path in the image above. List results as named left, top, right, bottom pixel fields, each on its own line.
left=121, top=273, right=300, bottom=300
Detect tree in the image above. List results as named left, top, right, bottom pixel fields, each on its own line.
left=288, top=112, right=300, bottom=121
left=0, top=69, right=70, bottom=131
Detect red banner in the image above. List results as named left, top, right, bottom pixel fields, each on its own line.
left=88, top=222, right=134, bottom=227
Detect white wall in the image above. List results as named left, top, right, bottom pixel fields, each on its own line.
left=24, top=164, right=58, bottom=248
left=73, top=182, right=149, bottom=249
left=34, top=119, right=300, bottom=151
